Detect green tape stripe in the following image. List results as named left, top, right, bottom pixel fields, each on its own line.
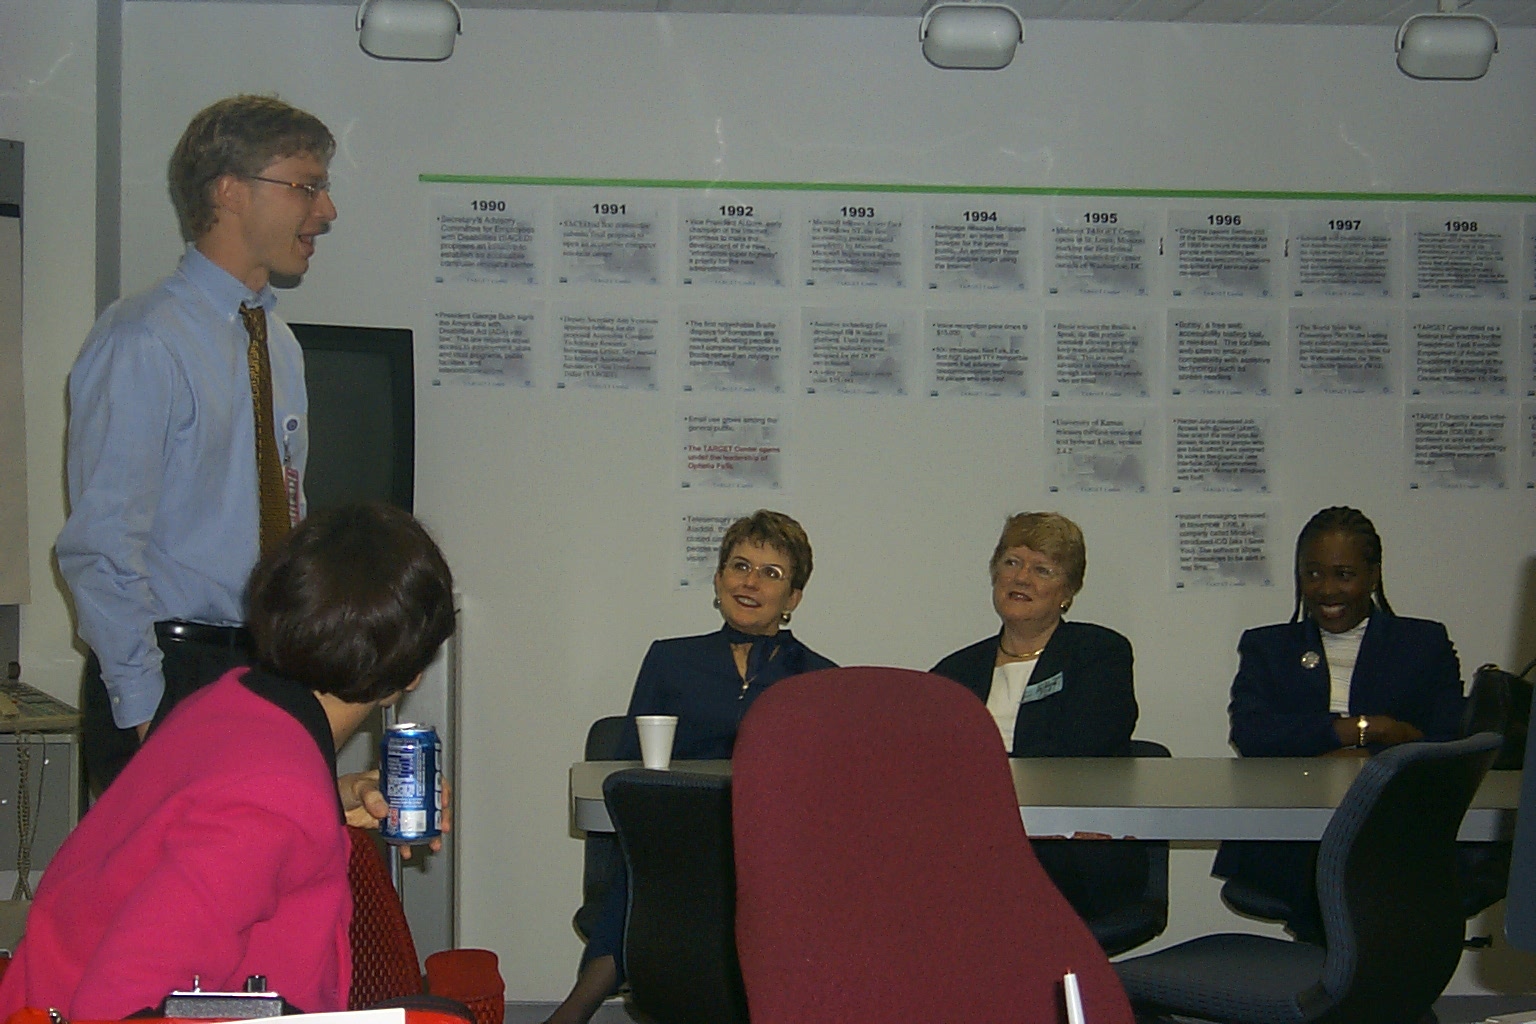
left=419, top=174, right=1536, bottom=204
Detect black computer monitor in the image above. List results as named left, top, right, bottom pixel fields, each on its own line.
left=291, top=322, right=415, bottom=514
left=1504, top=676, right=1536, bottom=951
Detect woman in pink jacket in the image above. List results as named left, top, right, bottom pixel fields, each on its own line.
left=0, top=503, right=455, bottom=1019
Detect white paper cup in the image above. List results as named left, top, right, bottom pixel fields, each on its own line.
left=635, top=715, right=678, bottom=770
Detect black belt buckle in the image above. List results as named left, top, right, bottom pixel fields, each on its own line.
left=155, top=620, right=251, bottom=649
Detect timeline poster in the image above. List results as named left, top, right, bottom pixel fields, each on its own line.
left=678, top=511, right=753, bottom=589
left=554, top=306, right=661, bottom=391
left=925, top=311, right=1032, bottom=398
left=1046, top=408, right=1151, bottom=494
left=923, top=198, right=1031, bottom=292
left=1288, top=309, right=1399, bottom=396
left=680, top=308, right=789, bottom=394
left=1289, top=207, right=1398, bottom=300
left=1171, top=507, right=1278, bottom=589
left=1525, top=409, right=1536, bottom=490
left=1408, top=311, right=1514, bottom=397
left=431, top=305, right=539, bottom=387
left=678, top=194, right=787, bottom=288
left=803, top=311, right=910, bottom=396
left=1168, top=209, right=1278, bottom=299
left=678, top=407, right=787, bottom=491
left=555, top=194, right=667, bottom=286
left=431, top=192, right=542, bottom=286
left=1046, top=313, right=1152, bottom=398
left=1408, top=210, right=1513, bottom=301
left=1406, top=405, right=1513, bottom=490
left=1044, top=204, right=1153, bottom=297
left=1167, top=310, right=1277, bottom=397
left=802, top=196, right=909, bottom=289
left=1524, top=312, right=1536, bottom=396
left=1528, top=212, right=1536, bottom=302
left=1169, top=410, right=1276, bottom=495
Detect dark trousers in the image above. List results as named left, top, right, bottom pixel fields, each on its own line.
left=81, top=632, right=252, bottom=794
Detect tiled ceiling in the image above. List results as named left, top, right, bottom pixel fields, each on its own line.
left=174, top=0, right=1536, bottom=22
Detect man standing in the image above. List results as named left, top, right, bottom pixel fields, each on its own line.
left=57, top=95, right=337, bottom=792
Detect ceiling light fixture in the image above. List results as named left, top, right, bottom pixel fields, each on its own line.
left=920, top=2, right=1022, bottom=71
left=357, top=0, right=463, bottom=61
left=1396, top=0, right=1498, bottom=80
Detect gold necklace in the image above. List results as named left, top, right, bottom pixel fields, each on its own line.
left=999, top=640, right=1048, bottom=660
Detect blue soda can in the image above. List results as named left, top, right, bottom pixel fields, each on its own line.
left=381, top=722, right=443, bottom=844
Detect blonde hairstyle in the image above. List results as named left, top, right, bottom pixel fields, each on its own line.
left=716, top=510, right=813, bottom=592
left=169, top=95, right=335, bottom=241
left=989, top=511, right=1086, bottom=596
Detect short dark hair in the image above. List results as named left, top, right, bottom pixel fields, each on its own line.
left=169, top=94, right=335, bottom=241
left=246, top=503, right=455, bottom=704
left=716, top=510, right=814, bottom=592
left=1291, top=505, right=1392, bottom=622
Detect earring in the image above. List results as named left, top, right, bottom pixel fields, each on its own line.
left=713, top=596, right=721, bottom=610
left=780, top=611, right=792, bottom=625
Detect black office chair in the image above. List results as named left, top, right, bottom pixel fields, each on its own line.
left=1458, top=663, right=1531, bottom=937
left=573, top=715, right=629, bottom=940
left=604, top=768, right=749, bottom=1024
left=1221, top=666, right=1525, bottom=934
left=1115, top=732, right=1502, bottom=1024
left=1084, top=738, right=1171, bottom=957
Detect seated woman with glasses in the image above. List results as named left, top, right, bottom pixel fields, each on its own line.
left=930, top=511, right=1145, bottom=926
left=1213, top=505, right=1465, bottom=943
left=544, top=509, right=836, bottom=1024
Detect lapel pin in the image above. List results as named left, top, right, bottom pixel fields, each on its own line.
left=1301, top=651, right=1320, bottom=670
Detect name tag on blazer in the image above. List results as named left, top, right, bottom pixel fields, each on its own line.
left=1020, top=671, right=1064, bottom=704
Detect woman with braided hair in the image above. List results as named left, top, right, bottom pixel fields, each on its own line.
left=1213, top=505, right=1465, bottom=942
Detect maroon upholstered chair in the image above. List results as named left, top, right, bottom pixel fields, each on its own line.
left=346, top=825, right=504, bottom=1024
left=731, top=666, right=1134, bottom=1024
left=348, top=824, right=425, bottom=1008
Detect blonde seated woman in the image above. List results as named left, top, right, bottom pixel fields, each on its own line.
left=930, top=511, right=1146, bottom=926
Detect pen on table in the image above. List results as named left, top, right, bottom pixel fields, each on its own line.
left=1063, top=970, right=1086, bottom=1024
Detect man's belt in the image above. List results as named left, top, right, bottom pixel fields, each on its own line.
left=154, top=620, right=251, bottom=649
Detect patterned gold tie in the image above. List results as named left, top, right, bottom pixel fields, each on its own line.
left=240, top=304, right=291, bottom=556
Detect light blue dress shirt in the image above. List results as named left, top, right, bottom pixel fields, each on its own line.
left=56, top=248, right=308, bottom=729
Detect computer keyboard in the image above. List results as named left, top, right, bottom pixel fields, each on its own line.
left=0, top=677, right=80, bottom=732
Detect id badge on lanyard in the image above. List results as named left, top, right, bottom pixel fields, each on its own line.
left=282, top=414, right=302, bottom=525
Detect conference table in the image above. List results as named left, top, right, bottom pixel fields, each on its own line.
left=570, top=756, right=1522, bottom=842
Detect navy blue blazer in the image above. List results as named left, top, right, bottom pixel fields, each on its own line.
left=930, top=620, right=1138, bottom=757
left=1228, top=607, right=1464, bottom=758
left=616, top=627, right=836, bottom=761
left=1214, top=607, right=1464, bottom=929
left=588, top=626, right=835, bottom=976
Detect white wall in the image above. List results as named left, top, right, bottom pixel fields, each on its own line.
left=20, top=0, right=1536, bottom=997
left=1, top=0, right=102, bottom=697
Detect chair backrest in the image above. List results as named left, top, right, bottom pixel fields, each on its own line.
left=584, top=714, right=630, bottom=760
left=731, top=666, right=1133, bottom=1024
left=1464, top=662, right=1533, bottom=771
left=574, top=715, right=630, bottom=939
left=604, top=768, right=749, bottom=1024
left=1505, top=678, right=1536, bottom=951
left=423, top=948, right=505, bottom=1024
left=347, top=825, right=424, bottom=1009
left=1315, top=731, right=1501, bottom=1024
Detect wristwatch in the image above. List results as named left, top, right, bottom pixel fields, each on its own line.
left=1357, top=716, right=1369, bottom=748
